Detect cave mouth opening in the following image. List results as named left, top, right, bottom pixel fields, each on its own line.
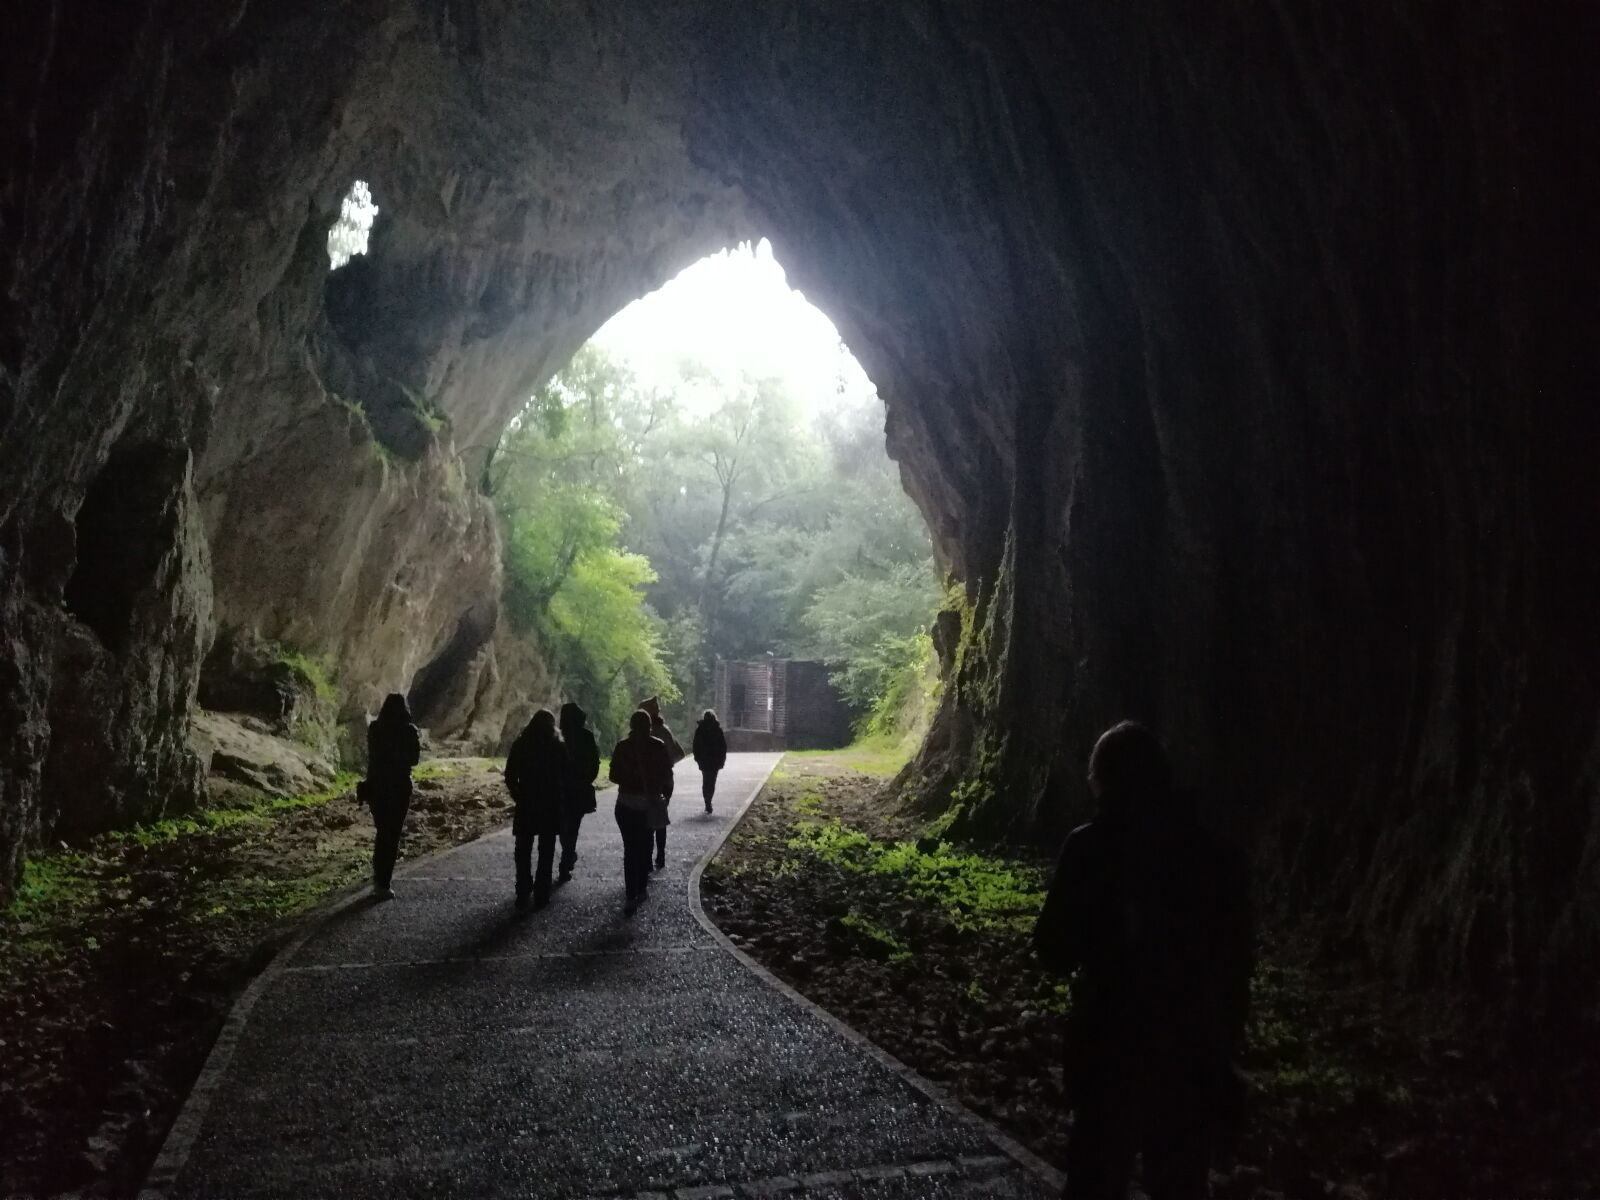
left=483, top=238, right=941, bottom=750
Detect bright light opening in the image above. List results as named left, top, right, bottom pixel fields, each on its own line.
left=327, top=181, right=379, bottom=271
left=494, top=236, right=940, bottom=750
left=592, top=238, right=875, bottom=415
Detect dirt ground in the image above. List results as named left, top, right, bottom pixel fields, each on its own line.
left=0, top=759, right=512, bottom=1198
left=700, top=752, right=1600, bottom=1200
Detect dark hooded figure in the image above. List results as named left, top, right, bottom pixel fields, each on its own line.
left=365, top=693, right=421, bottom=900
left=504, top=708, right=566, bottom=910
left=608, top=710, right=673, bottom=914
left=1033, top=721, right=1252, bottom=1200
left=637, top=696, right=682, bottom=869
left=691, top=709, right=728, bottom=814
left=558, top=701, right=601, bottom=882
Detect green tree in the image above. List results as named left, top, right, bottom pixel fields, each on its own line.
left=492, top=346, right=676, bottom=736
left=494, top=340, right=939, bottom=741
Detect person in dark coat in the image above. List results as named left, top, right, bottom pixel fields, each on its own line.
left=1033, top=721, right=1252, bottom=1200
left=608, top=710, right=673, bottom=914
left=558, top=701, right=600, bottom=883
left=637, top=696, right=682, bottom=869
left=504, top=708, right=566, bottom=910
left=365, top=692, right=421, bottom=900
left=691, top=709, right=728, bottom=814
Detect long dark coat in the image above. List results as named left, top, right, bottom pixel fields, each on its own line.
left=366, top=715, right=420, bottom=809
left=505, top=730, right=567, bottom=837
left=692, top=718, right=727, bottom=772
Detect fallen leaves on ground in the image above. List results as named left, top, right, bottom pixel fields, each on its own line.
left=701, top=755, right=1600, bottom=1199
left=0, top=759, right=512, bottom=1198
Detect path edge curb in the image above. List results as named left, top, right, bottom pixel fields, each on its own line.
left=136, top=803, right=517, bottom=1199
left=686, top=756, right=1067, bottom=1194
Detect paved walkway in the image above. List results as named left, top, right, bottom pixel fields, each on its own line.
left=149, top=753, right=1057, bottom=1199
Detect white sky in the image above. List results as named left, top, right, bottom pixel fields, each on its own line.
left=591, top=239, right=877, bottom=416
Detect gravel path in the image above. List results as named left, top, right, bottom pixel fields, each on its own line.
left=147, top=753, right=1056, bottom=1199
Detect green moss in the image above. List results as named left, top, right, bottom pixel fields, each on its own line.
left=939, top=576, right=976, bottom=685
left=922, top=803, right=962, bottom=841
left=275, top=649, right=338, bottom=705
left=948, top=729, right=1003, bottom=816
left=5, top=855, right=98, bottom=922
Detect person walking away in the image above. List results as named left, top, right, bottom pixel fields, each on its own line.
left=558, top=701, right=600, bottom=883
left=1032, top=721, right=1252, bottom=1200
left=365, top=693, right=420, bottom=901
left=609, top=710, right=672, bottom=914
left=638, top=696, right=683, bottom=868
left=504, top=709, right=566, bottom=910
left=692, top=709, right=728, bottom=814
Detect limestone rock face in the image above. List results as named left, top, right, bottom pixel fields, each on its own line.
left=1, top=0, right=1594, bottom=1010
left=191, top=711, right=337, bottom=799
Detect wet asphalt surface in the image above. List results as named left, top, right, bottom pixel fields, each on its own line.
left=162, top=753, right=1054, bottom=1199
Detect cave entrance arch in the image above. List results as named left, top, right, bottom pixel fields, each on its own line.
left=410, top=239, right=936, bottom=749
left=5, top=1, right=1578, bottom=1014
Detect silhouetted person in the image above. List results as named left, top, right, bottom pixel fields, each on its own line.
left=558, top=701, right=600, bottom=883
left=1033, top=721, right=1252, bottom=1200
left=504, top=709, right=566, bottom=911
left=638, top=696, right=683, bottom=868
left=609, top=710, right=672, bottom=914
left=692, top=709, right=728, bottom=814
left=365, top=693, right=420, bottom=900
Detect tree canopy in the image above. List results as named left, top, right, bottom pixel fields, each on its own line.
left=491, top=343, right=937, bottom=742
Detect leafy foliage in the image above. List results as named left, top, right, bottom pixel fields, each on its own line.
left=786, top=816, right=1047, bottom=934
left=492, top=341, right=939, bottom=737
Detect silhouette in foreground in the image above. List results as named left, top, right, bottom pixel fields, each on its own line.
left=692, top=708, right=728, bottom=814
left=638, top=696, right=684, bottom=869
left=1033, top=721, right=1252, bottom=1200
left=363, top=692, right=421, bottom=900
left=505, top=708, right=566, bottom=910
left=609, top=709, right=673, bottom=915
left=558, top=701, right=600, bottom=883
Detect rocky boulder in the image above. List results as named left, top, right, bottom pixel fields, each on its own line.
left=190, top=711, right=338, bottom=799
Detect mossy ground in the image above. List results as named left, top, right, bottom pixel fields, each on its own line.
left=0, top=757, right=513, bottom=1197
left=702, top=749, right=1600, bottom=1199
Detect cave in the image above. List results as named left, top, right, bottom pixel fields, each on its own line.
left=1, top=0, right=1594, bottom=1039
left=62, top=442, right=182, bottom=652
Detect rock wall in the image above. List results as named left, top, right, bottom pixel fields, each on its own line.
left=2, top=1, right=1594, bottom=1010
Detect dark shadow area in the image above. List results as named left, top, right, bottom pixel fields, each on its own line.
left=62, top=442, right=180, bottom=651
left=406, top=606, right=496, bottom=731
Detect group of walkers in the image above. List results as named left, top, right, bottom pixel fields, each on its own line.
left=360, top=693, right=728, bottom=915
left=365, top=693, right=1247, bottom=1198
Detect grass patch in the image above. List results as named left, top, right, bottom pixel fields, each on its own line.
left=413, top=760, right=464, bottom=782
left=783, top=735, right=913, bottom=779
left=787, top=816, right=1046, bottom=934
